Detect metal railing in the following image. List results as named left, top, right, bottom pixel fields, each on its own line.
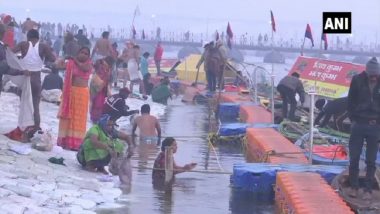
left=227, top=61, right=275, bottom=123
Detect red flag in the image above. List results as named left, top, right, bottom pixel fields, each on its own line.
left=270, top=10, right=276, bottom=32
left=227, top=22, right=233, bottom=38
left=226, top=22, right=233, bottom=49
left=142, top=29, right=145, bottom=40
left=304, top=24, right=314, bottom=47
left=321, top=33, right=328, bottom=50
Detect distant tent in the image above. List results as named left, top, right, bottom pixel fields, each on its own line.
left=352, top=56, right=370, bottom=65
left=227, top=48, right=244, bottom=63
left=176, top=54, right=206, bottom=82
left=263, top=51, right=285, bottom=64
left=177, top=46, right=201, bottom=59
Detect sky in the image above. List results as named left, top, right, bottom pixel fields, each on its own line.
left=1, top=0, right=380, bottom=44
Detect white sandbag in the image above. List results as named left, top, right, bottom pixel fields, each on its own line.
left=41, top=89, right=62, bottom=103
left=31, top=129, right=53, bottom=151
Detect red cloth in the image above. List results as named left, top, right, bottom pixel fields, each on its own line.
left=313, top=145, right=347, bottom=160
left=5, top=127, right=24, bottom=142
left=2, top=15, right=11, bottom=25
left=154, top=45, right=163, bottom=61
left=305, top=24, right=314, bottom=47
left=3, top=27, right=14, bottom=49
left=270, top=10, right=276, bottom=32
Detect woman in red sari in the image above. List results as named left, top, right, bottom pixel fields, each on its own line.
left=90, top=56, right=115, bottom=123
left=57, top=47, right=93, bottom=151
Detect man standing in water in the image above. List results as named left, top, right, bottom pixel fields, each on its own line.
left=132, top=104, right=161, bottom=145
left=13, top=29, right=56, bottom=137
left=347, top=57, right=380, bottom=199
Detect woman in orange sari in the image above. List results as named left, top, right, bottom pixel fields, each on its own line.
left=57, top=47, right=93, bottom=151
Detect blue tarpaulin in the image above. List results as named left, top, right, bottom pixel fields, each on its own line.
left=231, top=163, right=346, bottom=201
left=218, top=123, right=248, bottom=136
left=218, top=123, right=279, bottom=137
left=218, top=103, right=240, bottom=122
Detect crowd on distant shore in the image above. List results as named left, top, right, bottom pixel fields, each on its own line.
left=2, top=13, right=376, bottom=54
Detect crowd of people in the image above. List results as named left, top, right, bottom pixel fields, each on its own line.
left=0, top=14, right=196, bottom=187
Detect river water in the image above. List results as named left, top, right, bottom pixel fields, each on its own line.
left=97, top=97, right=274, bottom=214
left=96, top=50, right=307, bottom=214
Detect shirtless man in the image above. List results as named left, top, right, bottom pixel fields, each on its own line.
left=120, top=41, right=134, bottom=64
left=132, top=104, right=161, bottom=145
left=91, top=31, right=113, bottom=60
left=21, top=18, right=39, bottom=34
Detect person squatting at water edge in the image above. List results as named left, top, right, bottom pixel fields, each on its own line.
left=347, top=57, right=380, bottom=199
left=151, top=77, right=172, bottom=105
left=77, top=114, right=134, bottom=174
left=152, top=137, right=197, bottom=188
left=103, top=87, right=140, bottom=122
left=277, top=72, right=305, bottom=122
left=314, top=97, right=348, bottom=131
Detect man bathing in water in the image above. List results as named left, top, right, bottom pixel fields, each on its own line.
left=132, top=104, right=161, bottom=145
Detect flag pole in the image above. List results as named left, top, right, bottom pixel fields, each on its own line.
left=130, top=5, right=138, bottom=39
left=132, top=5, right=138, bottom=26
left=319, top=35, right=323, bottom=57
left=308, top=30, right=319, bottom=165
left=301, top=37, right=306, bottom=56
left=270, top=20, right=275, bottom=124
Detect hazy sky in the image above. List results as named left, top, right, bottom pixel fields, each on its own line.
left=1, top=0, right=380, bottom=43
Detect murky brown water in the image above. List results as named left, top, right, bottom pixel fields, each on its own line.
left=97, top=98, right=274, bottom=214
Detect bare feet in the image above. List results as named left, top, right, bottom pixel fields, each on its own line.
left=97, top=167, right=110, bottom=175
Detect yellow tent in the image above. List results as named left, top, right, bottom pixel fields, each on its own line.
left=176, top=54, right=206, bottom=83
left=175, top=54, right=238, bottom=83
